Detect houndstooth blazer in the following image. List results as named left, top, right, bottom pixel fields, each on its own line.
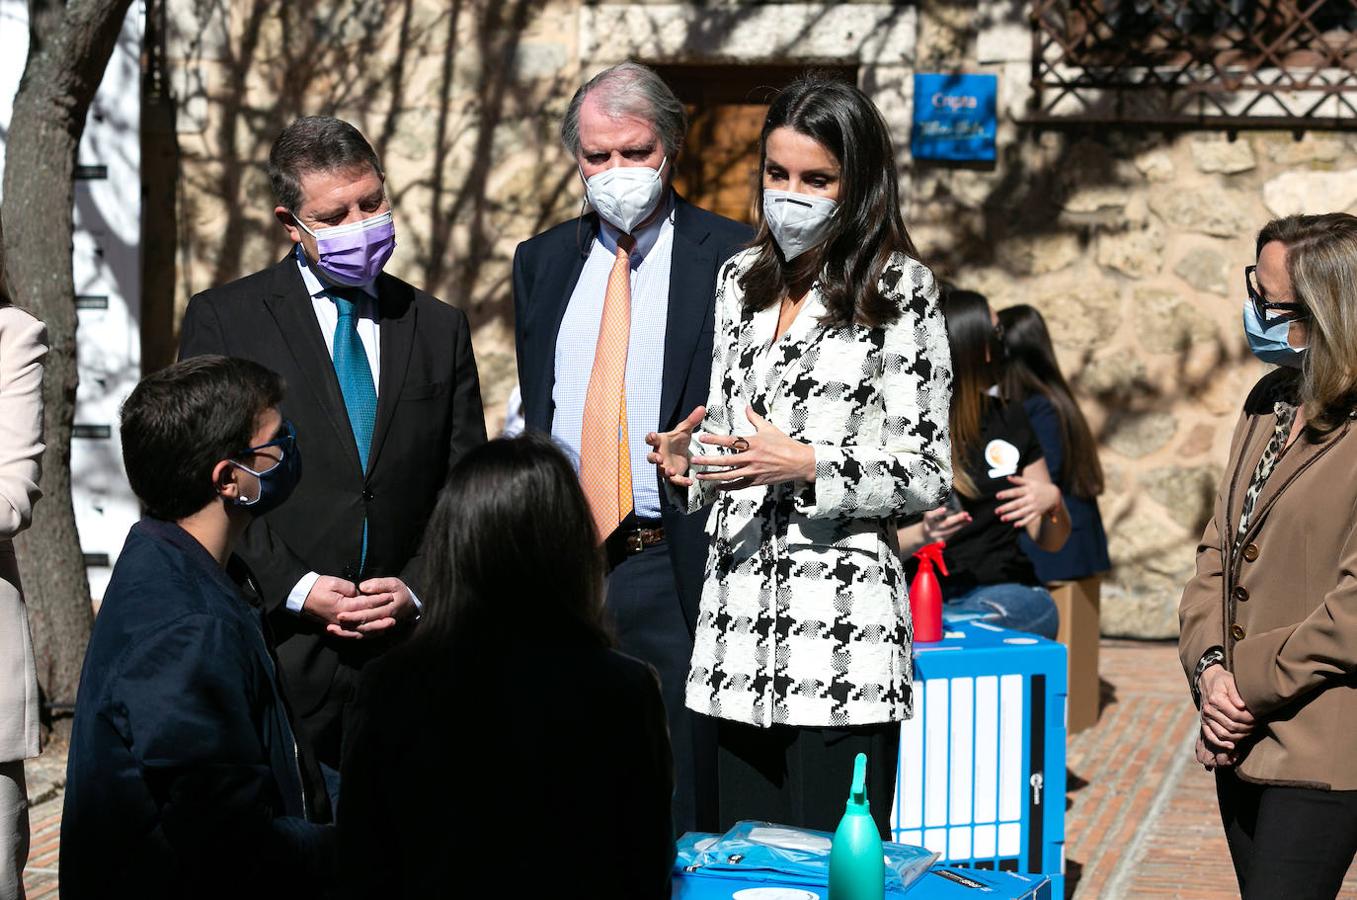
left=673, top=248, right=953, bottom=729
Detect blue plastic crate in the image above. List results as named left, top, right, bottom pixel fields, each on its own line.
left=891, top=621, right=1067, bottom=898
left=672, top=866, right=1049, bottom=899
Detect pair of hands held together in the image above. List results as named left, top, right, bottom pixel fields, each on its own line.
left=646, top=404, right=816, bottom=489
left=1195, top=664, right=1256, bottom=770
left=304, top=576, right=417, bottom=640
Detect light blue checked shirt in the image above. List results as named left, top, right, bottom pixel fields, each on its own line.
left=552, top=195, right=675, bottom=521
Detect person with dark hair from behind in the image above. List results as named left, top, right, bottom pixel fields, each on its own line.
left=898, top=288, right=1070, bottom=638
left=338, top=433, right=674, bottom=900
left=996, top=305, right=1109, bottom=588
left=60, top=356, right=332, bottom=900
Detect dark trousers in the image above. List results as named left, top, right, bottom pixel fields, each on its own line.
left=717, top=719, right=900, bottom=839
left=280, top=662, right=353, bottom=824
left=606, top=540, right=715, bottom=835
left=1217, top=768, right=1357, bottom=899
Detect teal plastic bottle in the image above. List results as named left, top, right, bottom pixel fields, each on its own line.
left=828, top=753, right=885, bottom=900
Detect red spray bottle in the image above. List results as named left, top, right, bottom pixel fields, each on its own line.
left=909, top=542, right=947, bottom=643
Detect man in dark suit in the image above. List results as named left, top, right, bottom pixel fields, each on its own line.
left=180, top=116, right=486, bottom=792
left=513, top=62, right=751, bottom=833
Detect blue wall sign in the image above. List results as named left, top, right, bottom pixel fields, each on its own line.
left=911, top=73, right=998, bottom=162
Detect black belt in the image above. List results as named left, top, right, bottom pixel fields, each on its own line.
left=604, top=517, right=665, bottom=570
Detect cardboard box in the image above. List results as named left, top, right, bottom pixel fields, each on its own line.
left=1048, top=577, right=1102, bottom=734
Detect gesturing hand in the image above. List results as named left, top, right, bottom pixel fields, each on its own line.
left=921, top=506, right=971, bottom=544
left=995, top=476, right=1062, bottom=529
left=645, top=406, right=706, bottom=488
left=689, top=405, right=816, bottom=491
left=1199, top=665, right=1256, bottom=749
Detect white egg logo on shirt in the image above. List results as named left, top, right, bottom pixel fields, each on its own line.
left=984, top=439, right=1021, bottom=479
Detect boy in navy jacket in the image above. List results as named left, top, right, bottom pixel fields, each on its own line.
left=61, top=356, right=332, bottom=899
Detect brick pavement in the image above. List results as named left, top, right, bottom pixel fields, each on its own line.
left=22, top=640, right=1357, bottom=898
left=1065, top=640, right=1357, bottom=899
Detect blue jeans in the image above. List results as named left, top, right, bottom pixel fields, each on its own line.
left=943, top=582, right=1059, bottom=639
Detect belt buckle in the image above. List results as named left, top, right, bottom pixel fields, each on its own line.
left=626, top=531, right=645, bottom=554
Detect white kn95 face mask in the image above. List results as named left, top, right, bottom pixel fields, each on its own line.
left=581, top=157, right=668, bottom=234
left=763, top=189, right=837, bottom=261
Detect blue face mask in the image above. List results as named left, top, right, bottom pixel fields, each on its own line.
left=228, top=420, right=301, bottom=516
left=1242, top=299, right=1306, bottom=368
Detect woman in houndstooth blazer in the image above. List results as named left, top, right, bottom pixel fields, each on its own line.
left=647, top=76, right=952, bottom=837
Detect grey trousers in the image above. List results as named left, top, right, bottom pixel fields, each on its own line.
left=0, top=760, right=27, bottom=900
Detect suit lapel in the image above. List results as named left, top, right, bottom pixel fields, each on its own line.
left=749, top=288, right=829, bottom=414
left=527, top=220, right=594, bottom=432
left=263, top=262, right=360, bottom=469
left=659, top=197, right=715, bottom=430
left=367, top=274, right=416, bottom=476
left=1241, top=417, right=1352, bottom=545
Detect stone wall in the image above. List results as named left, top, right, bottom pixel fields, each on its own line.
left=162, top=0, right=916, bottom=433
left=160, top=0, right=1350, bottom=637
left=912, top=1, right=1357, bottom=637
left=164, top=0, right=589, bottom=422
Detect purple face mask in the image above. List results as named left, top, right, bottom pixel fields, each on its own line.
left=294, top=210, right=396, bottom=286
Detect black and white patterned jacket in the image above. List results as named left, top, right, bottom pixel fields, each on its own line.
left=674, top=248, right=953, bottom=729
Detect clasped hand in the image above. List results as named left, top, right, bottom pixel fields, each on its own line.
left=305, top=575, right=418, bottom=639
left=645, top=404, right=816, bottom=491
left=1194, top=665, right=1256, bottom=770
left=995, top=476, right=1061, bottom=529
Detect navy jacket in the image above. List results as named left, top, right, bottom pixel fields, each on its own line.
left=512, top=196, right=752, bottom=628
left=1018, top=394, right=1112, bottom=582
left=61, top=520, right=332, bottom=899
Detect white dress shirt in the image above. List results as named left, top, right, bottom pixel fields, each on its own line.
left=284, top=249, right=419, bottom=614
left=551, top=195, right=674, bottom=521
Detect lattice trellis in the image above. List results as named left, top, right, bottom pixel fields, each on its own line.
left=1029, top=0, right=1357, bottom=127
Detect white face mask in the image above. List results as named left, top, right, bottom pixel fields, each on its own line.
left=581, top=157, right=667, bottom=234
left=763, top=189, right=837, bottom=261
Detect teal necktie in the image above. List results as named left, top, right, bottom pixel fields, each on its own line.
left=331, top=291, right=376, bottom=568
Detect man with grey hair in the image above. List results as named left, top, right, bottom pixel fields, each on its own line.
left=513, top=62, right=752, bottom=833
left=179, top=116, right=486, bottom=804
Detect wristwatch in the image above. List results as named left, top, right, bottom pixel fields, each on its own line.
left=1191, top=646, right=1225, bottom=708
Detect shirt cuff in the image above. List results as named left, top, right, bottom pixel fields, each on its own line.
left=1191, top=646, right=1225, bottom=708
left=286, top=571, right=322, bottom=615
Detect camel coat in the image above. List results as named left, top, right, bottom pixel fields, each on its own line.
left=0, top=306, right=44, bottom=763
left=1180, top=368, right=1357, bottom=789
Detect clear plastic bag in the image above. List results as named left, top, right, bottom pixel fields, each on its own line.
left=676, top=821, right=937, bottom=893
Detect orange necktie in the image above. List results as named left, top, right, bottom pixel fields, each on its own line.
left=580, top=235, right=636, bottom=543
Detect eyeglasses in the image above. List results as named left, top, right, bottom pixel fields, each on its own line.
left=231, top=420, right=296, bottom=476
left=1245, top=265, right=1306, bottom=325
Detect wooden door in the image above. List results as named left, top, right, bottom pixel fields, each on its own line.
left=652, top=64, right=858, bottom=224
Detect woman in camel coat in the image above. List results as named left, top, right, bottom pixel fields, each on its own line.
left=0, top=292, right=45, bottom=900
left=1180, top=212, right=1357, bottom=899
